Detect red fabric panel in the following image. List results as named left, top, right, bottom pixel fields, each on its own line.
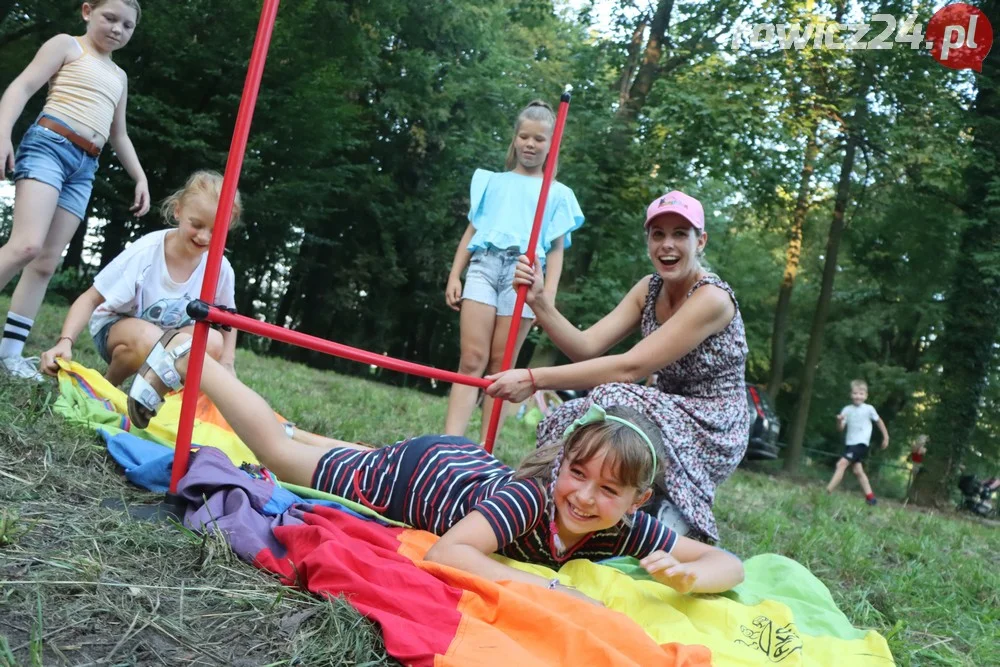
left=254, top=505, right=463, bottom=666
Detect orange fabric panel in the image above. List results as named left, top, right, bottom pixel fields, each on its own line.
left=395, top=529, right=712, bottom=667
left=190, top=392, right=285, bottom=430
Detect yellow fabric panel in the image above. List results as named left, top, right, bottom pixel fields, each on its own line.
left=56, top=359, right=259, bottom=466
left=502, top=557, right=894, bottom=667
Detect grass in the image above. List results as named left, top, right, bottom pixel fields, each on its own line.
left=1, top=294, right=998, bottom=666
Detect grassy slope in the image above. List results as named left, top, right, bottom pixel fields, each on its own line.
left=1, top=295, right=997, bottom=666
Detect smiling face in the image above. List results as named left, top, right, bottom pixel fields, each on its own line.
left=174, top=194, right=218, bottom=256
left=83, top=1, right=138, bottom=53
left=646, top=213, right=707, bottom=282
left=512, top=119, right=552, bottom=174
left=552, top=445, right=651, bottom=543
left=850, top=385, right=868, bottom=405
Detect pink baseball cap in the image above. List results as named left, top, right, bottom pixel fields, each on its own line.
left=644, top=191, right=705, bottom=231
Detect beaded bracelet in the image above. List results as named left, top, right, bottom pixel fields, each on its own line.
left=58, top=336, right=74, bottom=346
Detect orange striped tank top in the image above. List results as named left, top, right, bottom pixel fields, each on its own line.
left=42, top=37, right=125, bottom=141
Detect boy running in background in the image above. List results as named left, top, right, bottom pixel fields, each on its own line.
left=825, top=380, right=890, bottom=505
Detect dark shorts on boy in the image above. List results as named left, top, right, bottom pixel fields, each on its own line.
left=842, top=444, right=869, bottom=464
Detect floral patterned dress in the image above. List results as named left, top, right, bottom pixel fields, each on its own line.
left=536, top=274, right=751, bottom=542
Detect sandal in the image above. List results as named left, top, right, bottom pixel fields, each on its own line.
left=127, top=330, right=193, bottom=429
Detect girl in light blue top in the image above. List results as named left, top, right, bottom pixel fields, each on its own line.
left=444, top=100, right=584, bottom=437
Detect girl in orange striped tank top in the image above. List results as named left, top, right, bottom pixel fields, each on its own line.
left=0, top=0, right=148, bottom=381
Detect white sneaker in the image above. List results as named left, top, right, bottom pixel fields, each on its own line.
left=1, top=355, right=45, bottom=382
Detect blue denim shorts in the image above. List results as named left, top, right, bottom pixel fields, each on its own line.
left=462, top=246, right=538, bottom=318
left=12, top=115, right=100, bottom=221
left=92, top=317, right=122, bottom=364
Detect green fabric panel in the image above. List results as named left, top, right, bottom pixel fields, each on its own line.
left=277, top=481, right=408, bottom=527
left=602, top=554, right=868, bottom=641
left=52, top=374, right=169, bottom=446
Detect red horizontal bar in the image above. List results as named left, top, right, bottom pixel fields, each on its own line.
left=203, top=306, right=491, bottom=390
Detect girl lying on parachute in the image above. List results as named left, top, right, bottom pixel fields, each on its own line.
left=128, top=330, right=745, bottom=605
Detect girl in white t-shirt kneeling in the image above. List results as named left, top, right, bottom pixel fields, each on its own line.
left=40, top=170, right=240, bottom=427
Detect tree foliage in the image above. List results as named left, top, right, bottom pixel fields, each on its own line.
left=0, top=0, right=995, bottom=501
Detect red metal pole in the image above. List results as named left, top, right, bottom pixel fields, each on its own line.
left=199, top=305, right=490, bottom=389
left=168, top=0, right=281, bottom=495
left=482, top=91, right=571, bottom=453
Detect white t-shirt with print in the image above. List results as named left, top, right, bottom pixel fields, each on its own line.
left=89, top=229, right=236, bottom=338
left=840, top=403, right=880, bottom=447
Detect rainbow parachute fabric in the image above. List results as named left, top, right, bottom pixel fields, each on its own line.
left=53, top=361, right=895, bottom=666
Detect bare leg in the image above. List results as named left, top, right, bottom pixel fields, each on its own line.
left=444, top=299, right=497, bottom=436
left=128, top=334, right=366, bottom=487
left=174, top=353, right=329, bottom=486
left=852, top=463, right=874, bottom=496
left=291, top=427, right=372, bottom=450
left=104, top=319, right=225, bottom=386
left=6, top=206, right=81, bottom=319
left=481, top=314, right=534, bottom=438
left=826, top=458, right=850, bottom=492
left=0, top=180, right=61, bottom=290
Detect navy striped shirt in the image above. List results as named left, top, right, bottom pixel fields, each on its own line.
left=312, top=436, right=676, bottom=568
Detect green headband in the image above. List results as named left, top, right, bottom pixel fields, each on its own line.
left=561, top=404, right=658, bottom=488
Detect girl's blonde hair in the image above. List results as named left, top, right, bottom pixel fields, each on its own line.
left=87, top=0, right=142, bottom=24
left=504, top=100, right=557, bottom=175
left=160, top=170, right=242, bottom=229
left=516, top=405, right=664, bottom=493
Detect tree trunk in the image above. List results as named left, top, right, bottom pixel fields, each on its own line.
left=0, top=0, right=17, bottom=29
left=62, top=209, right=88, bottom=273
left=784, top=88, right=868, bottom=472
left=617, top=19, right=648, bottom=109
left=909, top=18, right=1000, bottom=504
left=767, top=122, right=819, bottom=401
left=618, top=0, right=673, bottom=120
left=527, top=341, right=559, bottom=369
left=98, top=210, right=130, bottom=269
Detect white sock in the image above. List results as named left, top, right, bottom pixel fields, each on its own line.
left=0, top=312, right=34, bottom=358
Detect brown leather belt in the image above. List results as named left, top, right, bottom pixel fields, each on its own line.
left=37, top=117, right=101, bottom=157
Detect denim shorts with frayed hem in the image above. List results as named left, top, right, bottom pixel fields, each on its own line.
left=461, top=246, right=538, bottom=319
left=93, top=316, right=122, bottom=364
left=12, top=115, right=100, bottom=221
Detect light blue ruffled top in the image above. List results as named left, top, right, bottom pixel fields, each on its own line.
left=466, top=169, right=585, bottom=262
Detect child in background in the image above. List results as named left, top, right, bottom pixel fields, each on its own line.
left=905, top=434, right=928, bottom=496
left=119, top=331, right=745, bottom=603
left=0, top=0, right=150, bottom=381
left=443, top=100, right=584, bottom=439
left=825, top=379, right=890, bottom=505
left=908, top=434, right=928, bottom=467
left=39, top=171, right=239, bottom=428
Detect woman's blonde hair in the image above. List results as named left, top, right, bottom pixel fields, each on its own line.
left=504, top=100, right=557, bottom=176
left=160, top=170, right=242, bottom=229
left=87, top=0, right=142, bottom=24
left=516, top=405, right=664, bottom=492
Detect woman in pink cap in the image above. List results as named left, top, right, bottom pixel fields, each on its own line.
left=486, top=191, right=750, bottom=543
